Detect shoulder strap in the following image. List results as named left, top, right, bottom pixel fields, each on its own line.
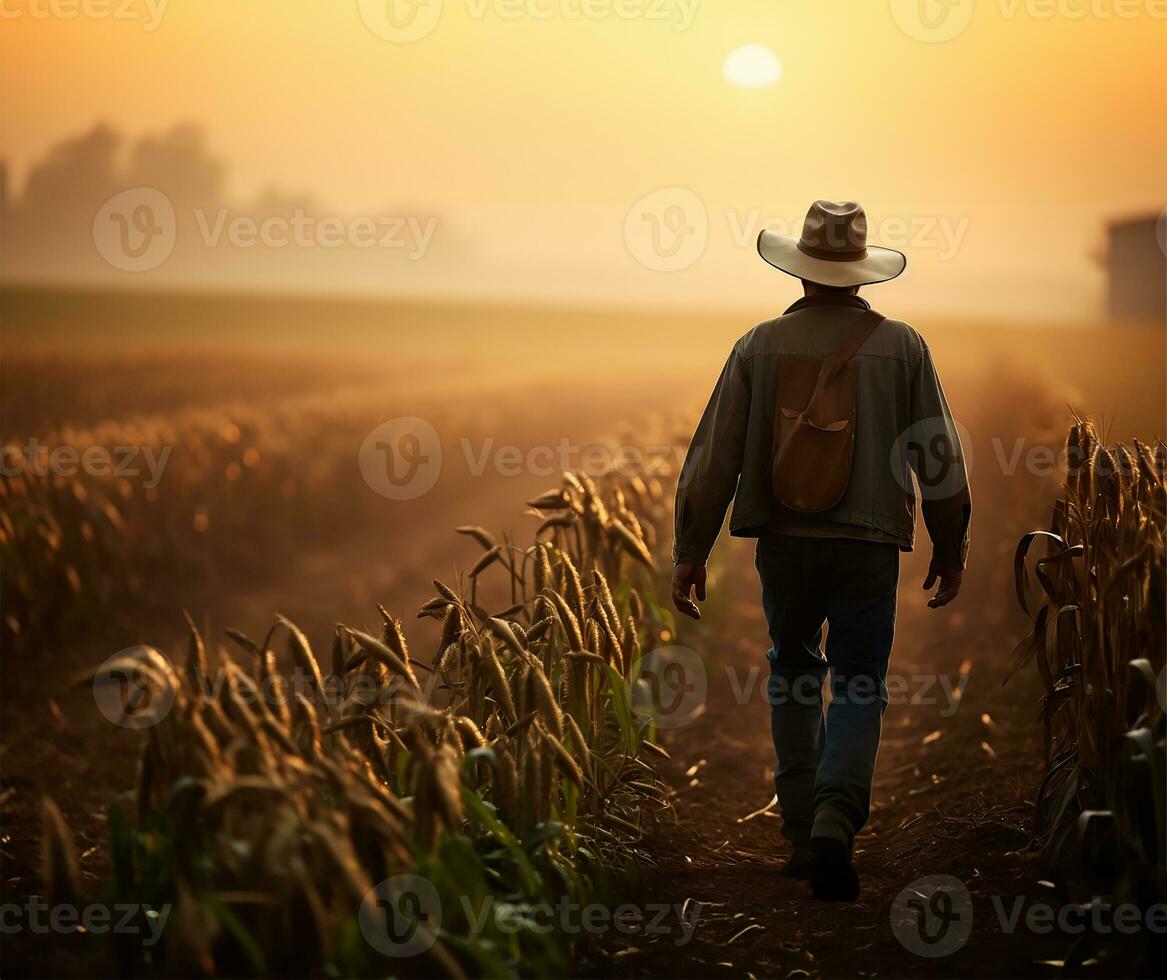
left=803, top=308, right=885, bottom=407
left=827, top=308, right=885, bottom=371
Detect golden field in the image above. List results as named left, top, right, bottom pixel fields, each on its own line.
left=0, top=284, right=1163, bottom=977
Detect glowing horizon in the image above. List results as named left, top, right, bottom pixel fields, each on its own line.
left=2, top=0, right=1164, bottom=320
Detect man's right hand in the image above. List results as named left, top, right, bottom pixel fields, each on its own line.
left=672, top=563, right=707, bottom=620
left=923, top=560, right=963, bottom=608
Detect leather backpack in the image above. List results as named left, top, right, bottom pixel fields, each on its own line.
left=771, top=308, right=885, bottom=513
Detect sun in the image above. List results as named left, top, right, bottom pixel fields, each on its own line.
left=723, top=45, right=783, bottom=88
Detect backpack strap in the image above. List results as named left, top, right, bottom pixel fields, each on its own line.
left=824, top=307, right=885, bottom=377
left=802, top=308, right=886, bottom=412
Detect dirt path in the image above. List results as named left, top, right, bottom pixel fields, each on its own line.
left=603, top=536, right=1055, bottom=979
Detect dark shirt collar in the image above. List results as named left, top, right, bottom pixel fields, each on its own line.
left=783, top=292, right=871, bottom=316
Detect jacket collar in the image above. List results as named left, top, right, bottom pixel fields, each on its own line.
left=783, top=293, right=871, bottom=316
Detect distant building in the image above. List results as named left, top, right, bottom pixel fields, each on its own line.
left=1105, top=213, right=1165, bottom=323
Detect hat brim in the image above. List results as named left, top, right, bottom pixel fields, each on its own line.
left=757, top=230, right=906, bottom=287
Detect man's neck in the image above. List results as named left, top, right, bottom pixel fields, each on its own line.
left=784, top=292, right=871, bottom=315
left=804, top=284, right=861, bottom=300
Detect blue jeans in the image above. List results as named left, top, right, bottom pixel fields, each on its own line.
left=755, top=532, right=899, bottom=852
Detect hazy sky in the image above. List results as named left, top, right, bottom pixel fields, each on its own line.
left=2, top=0, right=1165, bottom=320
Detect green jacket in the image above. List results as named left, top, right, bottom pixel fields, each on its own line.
left=673, top=292, right=971, bottom=570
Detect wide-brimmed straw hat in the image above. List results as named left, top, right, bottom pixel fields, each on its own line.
left=757, top=200, right=906, bottom=287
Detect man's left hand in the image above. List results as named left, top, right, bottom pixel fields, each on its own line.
left=923, top=560, right=963, bottom=608
left=672, top=563, right=707, bottom=620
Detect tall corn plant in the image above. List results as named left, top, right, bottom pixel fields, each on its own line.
left=1011, top=418, right=1166, bottom=883
left=57, top=464, right=676, bottom=978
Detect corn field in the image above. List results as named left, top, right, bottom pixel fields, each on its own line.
left=0, top=387, right=535, bottom=653
left=1011, top=418, right=1166, bottom=905
left=1, top=398, right=367, bottom=648
left=47, top=463, right=679, bottom=977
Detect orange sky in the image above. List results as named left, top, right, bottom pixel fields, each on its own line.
left=2, top=0, right=1165, bottom=319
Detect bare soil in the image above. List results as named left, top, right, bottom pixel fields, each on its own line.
left=592, top=536, right=1144, bottom=979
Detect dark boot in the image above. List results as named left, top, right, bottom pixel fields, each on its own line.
left=809, top=837, right=860, bottom=901
left=781, top=847, right=815, bottom=879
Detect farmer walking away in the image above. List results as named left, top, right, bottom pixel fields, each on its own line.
left=671, top=200, right=972, bottom=902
